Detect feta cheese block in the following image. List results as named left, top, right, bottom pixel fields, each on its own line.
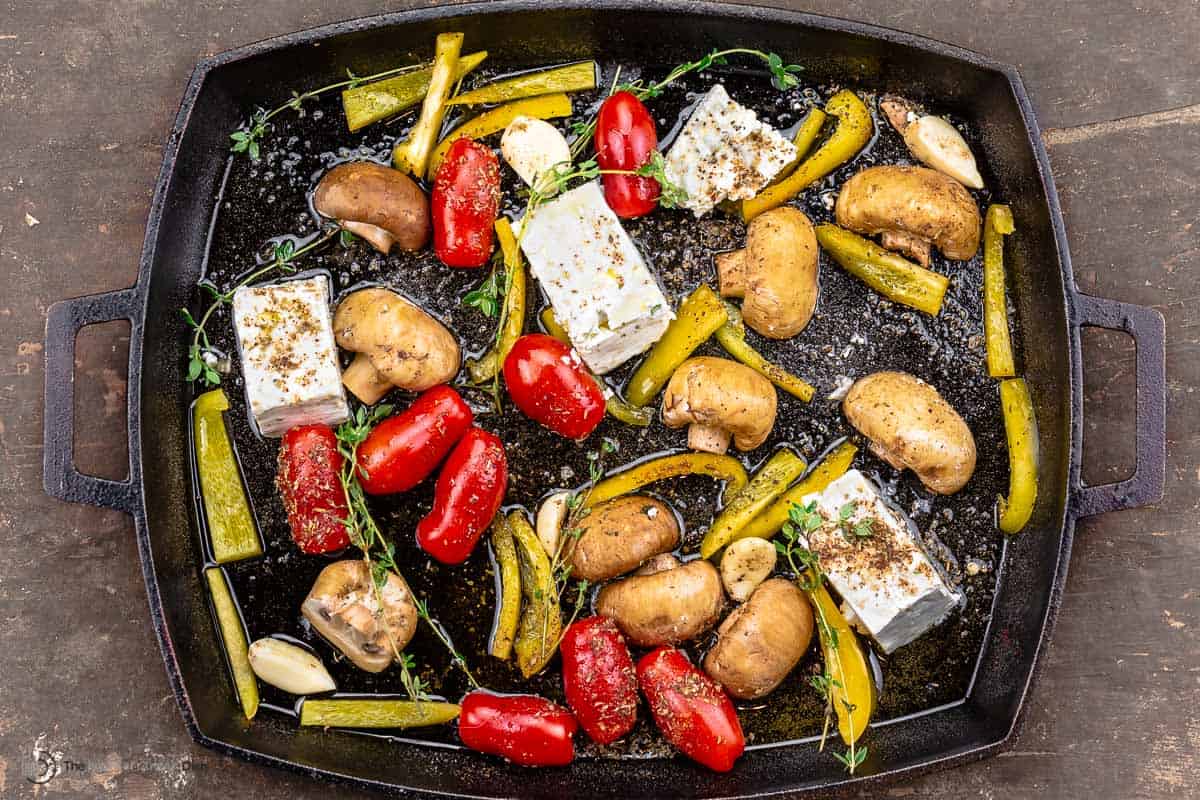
left=519, top=181, right=674, bottom=374
left=231, top=275, right=350, bottom=437
left=664, top=83, right=797, bottom=216
left=800, top=469, right=961, bottom=653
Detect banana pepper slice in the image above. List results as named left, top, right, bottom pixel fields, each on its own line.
left=737, top=441, right=857, bottom=542
left=194, top=389, right=262, bottom=564
left=714, top=304, right=815, bottom=402
left=699, top=448, right=808, bottom=558
left=626, top=284, right=728, bottom=408
left=341, top=51, right=488, bottom=133
left=205, top=567, right=259, bottom=720
left=998, top=378, right=1039, bottom=533
left=488, top=513, right=522, bottom=660
left=807, top=582, right=875, bottom=746
left=509, top=511, right=562, bottom=678
left=425, top=92, right=573, bottom=179
left=584, top=452, right=749, bottom=509
left=300, top=699, right=461, bottom=728
left=467, top=218, right=526, bottom=384
left=448, top=61, right=597, bottom=106
left=984, top=204, right=1018, bottom=377
left=815, top=224, right=950, bottom=316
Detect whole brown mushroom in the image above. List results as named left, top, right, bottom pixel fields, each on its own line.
left=566, top=495, right=680, bottom=582
left=333, top=287, right=461, bottom=404
left=595, top=555, right=724, bottom=648
left=300, top=560, right=417, bottom=673
left=662, top=356, right=777, bottom=454
left=835, top=164, right=981, bottom=266
left=716, top=206, right=819, bottom=339
left=313, top=161, right=431, bottom=254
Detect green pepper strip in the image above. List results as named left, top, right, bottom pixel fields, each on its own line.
left=741, top=90, right=872, bottom=222
left=738, top=440, right=857, bottom=542
left=509, top=511, right=561, bottom=678
left=448, top=60, right=597, bottom=106
left=299, top=699, right=461, bottom=729
left=540, top=307, right=654, bottom=427
left=714, top=304, right=815, bottom=402
left=815, top=224, right=950, bottom=316
left=997, top=378, right=1039, bottom=533
left=468, top=219, right=526, bottom=384
left=426, top=93, right=574, bottom=180
left=585, top=452, right=749, bottom=509
left=699, top=449, right=808, bottom=558
left=984, top=204, right=1018, bottom=377
left=194, top=389, right=262, bottom=564
left=626, top=284, right=728, bottom=408
left=772, top=106, right=829, bottom=185
left=204, top=567, right=259, bottom=720
left=488, top=513, right=522, bottom=660
left=392, top=32, right=463, bottom=177
left=807, top=582, right=875, bottom=746
left=341, top=51, right=488, bottom=133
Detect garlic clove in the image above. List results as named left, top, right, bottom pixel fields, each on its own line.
left=248, top=638, right=337, bottom=695
left=720, top=537, right=777, bottom=602
left=501, top=116, right=572, bottom=196
left=904, top=115, right=984, bottom=190
left=535, top=491, right=571, bottom=558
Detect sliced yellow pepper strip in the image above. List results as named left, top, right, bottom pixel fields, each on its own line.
left=425, top=93, right=573, bottom=179
left=300, top=699, right=461, bottom=729
left=714, top=304, right=815, bottom=402
left=699, top=449, right=808, bottom=558
left=585, top=452, right=749, bottom=509
left=740, top=90, right=872, bottom=221
left=541, top=307, right=654, bottom=427
left=509, top=511, right=561, bottom=678
left=194, top=389, right=262, bottom=564
left=773, top=107, right=829, bottom=185
left=998, top=378, right=1039, bottom=533
left=626, top=284, right=728, bottom=408
left=467, top=219, right=526, bottom=384
left=341, top=51, right=488, bottom=132
left=392, top=32, right=463, bottom=177
left=488, top=514, right=522, bottom=660
left=204, top=567, right=259, bottom=720
left=984, top=204, right=1018, bottom=377
left=737, top=441, right=857, bottom=542
left=807, top=582, right=875, bottom=746
left=448, top=61, right=597, bottom=106
left=815, top=224, right=950, bottom=316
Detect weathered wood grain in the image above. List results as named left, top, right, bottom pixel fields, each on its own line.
left=0, top=1, right=1195, bottom=797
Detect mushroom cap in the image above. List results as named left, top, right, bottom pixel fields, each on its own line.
left=313, top=162, right=431, bottom=252
left=842, top=370, right=977, bottom=494
left=662, top=356, right=777, bottom=452
left=300, top=560, right=417, bottom=673
left=834, top=164, right=981, bottom=261
left=333, top=287, right=461, bottom=393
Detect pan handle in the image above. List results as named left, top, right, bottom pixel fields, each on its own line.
left=43, top=287, right=144, bottom=516
left=1070, top=292, right=1166, bottom=517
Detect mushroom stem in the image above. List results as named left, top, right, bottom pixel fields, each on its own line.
left=715, top=249, right=749, bottom=298
left=880, top=230, right=932, bottom=268
left=342, top=353, right=393, bottom=405
left=688, top=423, right=732, bottom=455
left=341, top=220, right=396, bottom=254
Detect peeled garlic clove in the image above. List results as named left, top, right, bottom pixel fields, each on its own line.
left=904, top=115, right=984, bottom=190
left=536, top=491, right=571, bottom=558
left=248, top=638, right=337, bottom=695
left=720, top=537, right=777, bottom=602
left=500, top=116, right=571, bottom=195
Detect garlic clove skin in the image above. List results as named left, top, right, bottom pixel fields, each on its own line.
left=719, top=537, right=777, bottom=602
left=903, top=115, right=984, bottom=190
left=248, top=638, right=337, bottom=695
left=536, top=491, right=571, bottom=558
left=500, top=116, right=571, bottom=196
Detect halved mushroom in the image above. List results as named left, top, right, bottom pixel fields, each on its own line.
left=333, top=287, right=461, bottom=404
left=879, top=95, right=984, bottom=190
left=595, top=555, right=724, bottom=647
left=834, top=164, right=981, bottom=266
left=703, top=578, right=813, bottom=700
left=716, top=206, right=819, bottom=339
left=301, top=560, right=418, bottom=673
left=313, top=161, right=431, bottom=254
left=662, top=356, right=777, bottom=454
left=842, top=370, right=977, bottom=495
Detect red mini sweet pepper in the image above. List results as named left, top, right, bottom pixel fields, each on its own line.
left=458, top=690, right=578, bottom=767
left=560, top=616, right=639, bottom=745
left=415, top=427, right=507, bottom=564
left=355, top=386, right=473, bottom=495
left=431, top=138, right=501, bottom=268
left=276, top=424, right=350, bottom=555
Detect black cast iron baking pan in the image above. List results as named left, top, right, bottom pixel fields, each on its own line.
left=43, top=1, right=1166, bottom=796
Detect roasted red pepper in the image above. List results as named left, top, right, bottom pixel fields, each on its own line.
left=276, top=425, right=350, bottom=555
left=503, top=334, right=605, bottom=441
left=594, top=91, right=661, bottom=218
left=458, top=690, right=577, bottom=767
left=356, top=386, right=473, bottom=495
left=637, top=646, right=745, bottom=773
left=415, top=427, right=508, bottom=564
left=431, top=137, right=501, bottom=268
left=560, top=616, right=638, bottom=745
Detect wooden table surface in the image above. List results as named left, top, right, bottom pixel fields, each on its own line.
left=1, top=1, right=1196, bottom=797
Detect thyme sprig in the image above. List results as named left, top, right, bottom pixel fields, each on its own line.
left=524, top=157, right=687, bottom=221
left=230, top=64, right=427, bottom=160
left=569, top=47, right=804, bottom=158
left=838, top=502, right=875, bottom=541
left=462, top=255, right=505, bottom=318
left=181, top=227, right=339, bottom=387
left=414, top=598, right=480, bottom=688
left=776, top=501, right=868, bottom=775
